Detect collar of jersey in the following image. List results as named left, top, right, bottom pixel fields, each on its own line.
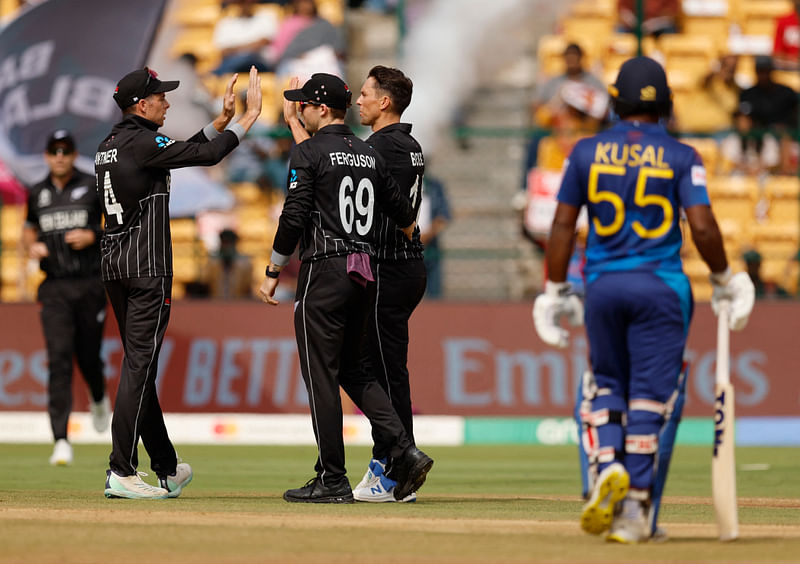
left=612, top=120, right=666, bottom=133
left=316, top=123, right=353, bottom=136
left=372, top=122, right=412, bottom=135
left=45, top=170, right=90, bottom=192
left=125, top=113, right=160, bottom=131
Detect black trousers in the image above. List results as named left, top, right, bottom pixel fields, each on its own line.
left=104, top=276, right=176, bottom=477
left=366, top=259, right=427, bottom=460
left=294, top=257, right=410, bottom=485
left=38, top=276, right=107, bottom=441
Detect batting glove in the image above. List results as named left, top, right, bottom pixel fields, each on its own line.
left=533, top=280, right=584, bottom=348
left=710, top=268, right=755, bottom=331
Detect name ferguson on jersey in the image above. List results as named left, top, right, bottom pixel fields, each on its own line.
left=329, top=151, right=376, bottom=169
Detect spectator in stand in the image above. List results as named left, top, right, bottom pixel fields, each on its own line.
left=212, top=0, right=280, bottom=75
left=526, top=44, right=607, bottom=186
left=267, top=0, right=345, bottom=78
left=740, top=56, right=798, bottom=132
left=205, top=228, right=254, bottom=299
left=530, top=43, right=606, bottom=129
left=773, top=0, right=800, bottom=71
left=618, top=0, right=679, bottom=36
left=418, top=176, right=451, bottom=299
left=698, top=54, right=741, bottom=132
left=719, top=102, right=781, bottom=176
left=743, top=249, right=790, bottom=298
left=739, top=56, right=798, bottom=174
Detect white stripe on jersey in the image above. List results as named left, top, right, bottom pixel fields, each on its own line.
left=299, top=262, right=326, bottom=481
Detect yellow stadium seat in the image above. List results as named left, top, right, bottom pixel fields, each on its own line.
left=682, top=137, right=720, bottom=173
left=773, top=70, right=800, bottom=91
left=171, top=26, right=217, bottom=62
left=170, top=219, right=197, bottom=243
left=316, top=0, right=344, bottom=26
left=172, top=2, right=221, bottom=27
left=1, top=204, right=25, bottom=245
left=660, top=34, right=717, bottom=83
left=571, top=0, right=616, bottom=17
left=562, top=18, right=613, bottom=56
left=764, top=175, right=800, bottom=200
left=712, top=198, right=757, bottom=224
left=681, top=17, right=730, bottom=51
left=739, top=0, right=791, bottom=36
left=766, top=199, right=800, bottom=224
left=707, top=175, right=759, bottom=202
left=537, top=35, right=570, bottom=77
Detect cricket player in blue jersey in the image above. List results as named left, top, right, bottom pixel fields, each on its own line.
left=533, top=57, right=755, bottom=543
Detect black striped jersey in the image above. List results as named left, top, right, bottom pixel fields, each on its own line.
left=26, top=169, right=102, bottom=279
left=95, top=114, right=239, bottom=281
left=366, top=123, right=425, bottom=261
left=272, top=123, right=416, bottom=263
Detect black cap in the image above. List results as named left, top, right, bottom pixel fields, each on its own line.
left=45, top=129, right=75, bottom=152
left=113, top=67, right=179, bottom=110
left=284, top=73, right=351, bottom=110
left=608, top=56, right=672, bottom=117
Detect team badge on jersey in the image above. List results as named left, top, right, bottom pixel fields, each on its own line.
left=155, top=135, right=175, bottom=148
left=691, top=165, right=707, bottom=187
left=71, top=186, right=89, bottom=200
left=38, top=189, right=52, bottom=207
left=289, top=169, right=298, bottom=190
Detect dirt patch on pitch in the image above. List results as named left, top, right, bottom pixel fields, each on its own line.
left=2, top=505, right=799, bottom=538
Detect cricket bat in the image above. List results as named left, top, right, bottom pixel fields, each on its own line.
left=712, top=300, right=739, bottom=541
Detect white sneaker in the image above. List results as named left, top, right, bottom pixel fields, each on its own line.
left=158, top=462, right=193, bottom=498
left=607, top=499, right=650, bottom=544
left=581, top=462, right=629, bottom=535
left=353, top=472, right=417, bottom=503
left=354, top=458, right=386, bottom=491
left=104, top=470, right=169, bottom=499
left=90, top=396, right=111, bottom=433
left=353, top=474, right=396, bottom=502
left=49, top=439, right=73, bottom=466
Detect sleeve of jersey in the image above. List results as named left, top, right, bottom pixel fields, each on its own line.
left=271, top=144, right=316, bottom=258
left=25, top=188, right=38, bottom=227
left=555, top=146, right=586, bottom=208
left=374, top=156, right=415, bottom=227
left=677, top=150, right=711, bottom=209
left=138, top=130, right=239, bottom=169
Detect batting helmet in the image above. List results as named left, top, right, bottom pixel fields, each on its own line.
left=608, top=56, right=672, bottom=119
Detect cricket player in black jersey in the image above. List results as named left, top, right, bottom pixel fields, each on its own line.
left=24, top=130, right=110, bottom=467
left=97, top=66, right=262, bottom=499
left=257, top=73, right=433, bottom=504
left=282, top=67, right=427, bottom=502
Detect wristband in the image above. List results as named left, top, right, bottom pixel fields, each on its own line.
left=544, top=280, right=570, bottom=297
left=265, top=265, right=280, bottom=279
left=709, top=267, right=732, bottom=286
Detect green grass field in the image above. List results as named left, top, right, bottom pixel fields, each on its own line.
left=0, top=444, right=798, bottom=563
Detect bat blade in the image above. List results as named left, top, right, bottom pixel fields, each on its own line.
left=712, top=301, right=739, bottom=541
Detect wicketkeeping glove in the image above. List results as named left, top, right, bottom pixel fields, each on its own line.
left=532, top=280, right=584, bottom=348
left=710, top=268, right=755, bottom=331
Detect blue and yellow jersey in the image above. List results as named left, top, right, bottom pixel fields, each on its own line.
left=557, top=121, right=710, bottom=278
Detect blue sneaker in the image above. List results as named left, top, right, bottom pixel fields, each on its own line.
left=353, top=471, right=398, bottom=502
left=353, top=458, right=386, bottom=491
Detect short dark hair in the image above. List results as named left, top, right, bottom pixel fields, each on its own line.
left=330, top=107, right=347, bottom=120
left=367, top=65, right=413, bottom=116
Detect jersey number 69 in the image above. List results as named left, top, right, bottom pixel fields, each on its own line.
left=339, top=175, right=374, bottom=235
